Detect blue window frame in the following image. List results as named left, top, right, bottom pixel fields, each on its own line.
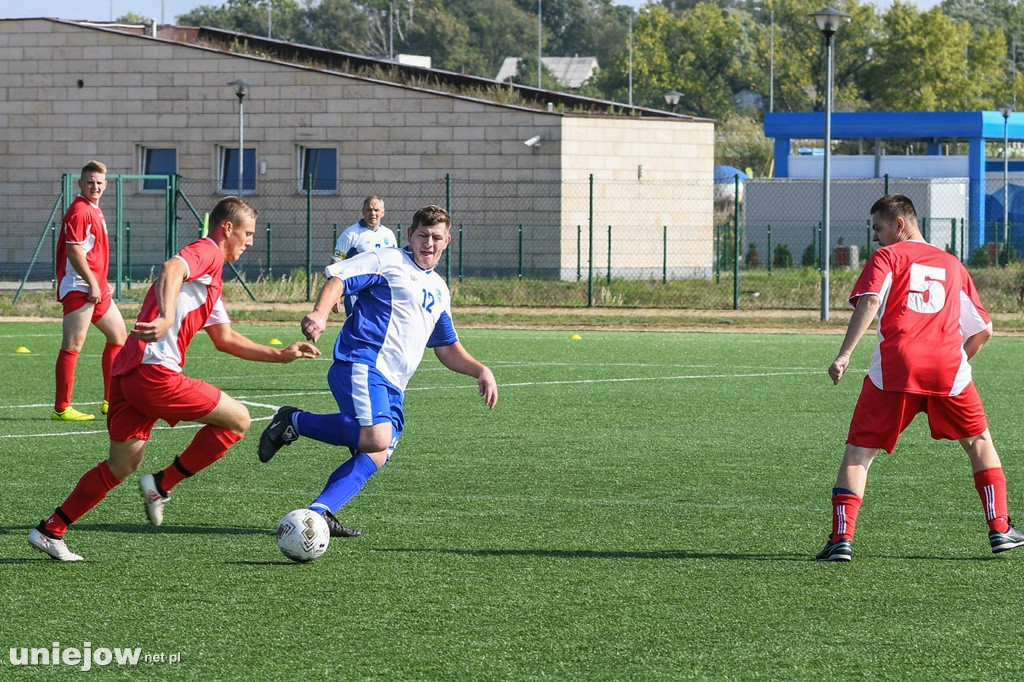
left=219, top=147, right=256, bottom=194
left=141, top=147, right=177, bottom=192
left=299, top=147, right=337, bottom=194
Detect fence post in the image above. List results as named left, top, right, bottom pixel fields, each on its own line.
left=395, top=224, right=402, bottom=248
left=266, top=223, right=272, bottom=279
left=576, top=225, right=581, bottom=282
left=458, top=224, right=464, bottom=281
left=607, top=225, right=613, bottom=285
left=733, top=175, right=740, bottom=310
left=884, top=173, right=890, bottom=195
left=767, top=224, right=772, bottom=277
left=332, top=224, right=338, bottom=252
left=866, top=219, right=871, bottom=259
left=714, top=224, right=720, bottom=284
left=126, top=222, right=132, bottom=290
left=662, top=225, right=667, bottom=284
left=518, top=224, right=524, bottom=279
left=306, top=173, right=313, bottom=302
left=587, top=174, right=594, bottom=308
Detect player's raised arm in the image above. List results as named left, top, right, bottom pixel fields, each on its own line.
left=205, top=324, right=320, bottom=363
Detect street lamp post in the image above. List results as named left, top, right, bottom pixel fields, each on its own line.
left=628, top=10, right=634, bottom=107
left=999, top=103, right=1014, bottom=265
left=229, top=80, right=249, bottom=194
left=809, top=7, right=849, bottom=323
left=537, top=0, right=543, bottom=88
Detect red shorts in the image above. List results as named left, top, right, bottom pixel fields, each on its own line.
left=847, top=376, right=988, bottom=454
left=107, top=364, right=222, bottom=442
left=61, top=290, right=111, bottom=323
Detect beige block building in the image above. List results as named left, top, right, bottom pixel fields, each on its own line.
left=0, top=18, right=714, bottom=281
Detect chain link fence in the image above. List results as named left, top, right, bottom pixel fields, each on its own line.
left=3, top=172, right=1018, bottom=310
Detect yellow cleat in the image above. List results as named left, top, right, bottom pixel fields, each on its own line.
left=51, top=406, right=96, bottom=422
left=101, top=400, right=109, bottom=415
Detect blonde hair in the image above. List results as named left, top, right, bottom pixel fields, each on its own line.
left=81, top=160, right=107, bottom=175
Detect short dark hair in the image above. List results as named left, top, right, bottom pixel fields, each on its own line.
left=209, top=196, right=258, bottom=229
left=81, top=160, right=107, bottom=175
left=411, top=205, right=451, bottom=231
left=870, top=194, right=917, bottom=223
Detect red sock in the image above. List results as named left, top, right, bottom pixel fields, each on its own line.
left=974, top=467, right=1010, bottom=533
left=101, top=342, right=123, bottom=402
left=831, top=492, right=862, bottom=541
left=54, top=349, right=79, bottom=412
left=43, top=461, right=122, bottom=537
left=158, top=425, right=243, bottom=492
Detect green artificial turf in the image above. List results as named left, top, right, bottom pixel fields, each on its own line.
left=1, top=321, right=1023, bottom=679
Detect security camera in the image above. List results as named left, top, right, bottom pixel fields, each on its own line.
left=523, top=135, right=542, bottom=148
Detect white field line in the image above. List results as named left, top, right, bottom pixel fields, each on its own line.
left=2, top=367, right=827, bottom=440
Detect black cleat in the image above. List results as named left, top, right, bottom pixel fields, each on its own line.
left=990, top=524, right=1024, bottom=554
left=321, top=510, right=362, bottom=538
left=815, top=536, right=852, bottom=562
left=258, top=406, right=300, bottom=463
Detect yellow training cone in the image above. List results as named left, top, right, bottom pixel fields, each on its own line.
left=16, top=346, right=31, bottom=353
left=569, top=334, right=582, bottom=341
left=269, top=338, right=282, bottom=346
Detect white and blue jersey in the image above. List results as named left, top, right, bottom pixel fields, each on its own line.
left=331, top=220, right=397, bottom=262
left=324, top=246, right=458, bottom=392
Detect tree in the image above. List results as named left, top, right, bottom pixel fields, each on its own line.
left=861, top=3, right=1006, bottom=111
left=593, top=4, right=758, bottom=118
left=178, top=0, right=303, bottom=42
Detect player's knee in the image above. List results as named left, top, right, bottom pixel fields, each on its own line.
left=233, top=411, right=251, bottom=436
left=360, top=430, right=391, bottom=454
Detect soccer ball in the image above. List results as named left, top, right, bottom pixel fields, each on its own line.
left=276, top=509, right=330, bottom=563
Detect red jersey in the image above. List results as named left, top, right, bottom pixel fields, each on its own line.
left=56, top=195, right=110, bottom=300
left=850, top=240, right=991, bottom=397
left=113, top=238, right=230, bottom=376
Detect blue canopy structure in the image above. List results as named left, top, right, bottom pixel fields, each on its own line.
left=764, top=111, right=1024, bottom=253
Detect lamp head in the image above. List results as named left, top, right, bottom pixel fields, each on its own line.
left=808, top=7, right=849, bottom=37
left=663, top=90, right=682, bottom=107
left=229, top=79, right=250, bottom=101
left=999, top=103, right=1014, bottom=119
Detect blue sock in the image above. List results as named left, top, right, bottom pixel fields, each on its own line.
left=832, top=486, right=857, bottom=497
left=309, top=452, right=379, bottom=514
left=294, top=411, right=361, bottom=448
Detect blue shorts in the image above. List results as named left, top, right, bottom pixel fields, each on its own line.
left=327, top=361, right=405, bottom=442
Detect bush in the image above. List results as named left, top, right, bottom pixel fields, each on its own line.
left=801, top=243, right=817, bottom=267
left=970, top=247, right=991, bottom=268
left=745, top=242, right=761, bottom=268
left=998, top=243, right=1018, bottom=266
left=772, top=243, right=793, bottom=268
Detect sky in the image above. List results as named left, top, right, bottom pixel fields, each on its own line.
left=1, top=0, right=940, bottom=24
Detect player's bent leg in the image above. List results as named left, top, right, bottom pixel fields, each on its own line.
left=258, top=406, right=302, bottom=462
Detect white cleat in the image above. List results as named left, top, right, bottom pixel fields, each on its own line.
left=138, top=474, right=168, bottom=526
left=28, top=528, right=84, bottom=562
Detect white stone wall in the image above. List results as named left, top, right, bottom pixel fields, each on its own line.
left=0, top=18, right=715, bottom=281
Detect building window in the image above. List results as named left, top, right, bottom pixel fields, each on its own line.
left=299, top=147, right=337, bottom=194
left=140, top=147, right=177, bottom=192
left=218, top=146, right=256, bottom=194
